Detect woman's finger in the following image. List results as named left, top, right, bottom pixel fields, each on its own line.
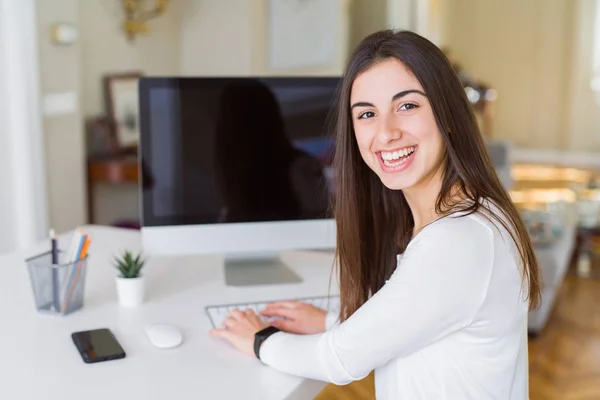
left=270, top=319, right=299, bottom=333
left=229, top=309, right=245, bottom=320
left=222, top=317, right=237, bottom=329
left=260, top=304, right=294, bottom=315
left=260, top=306, right=297, bottom=319
left=245, top=308, right=260, bottom=322
left=209, top=328, right=233, bottom=340
left=266, top=301, right=302, bottom=310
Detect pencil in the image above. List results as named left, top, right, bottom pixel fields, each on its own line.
left=61, top=235, right=91, bottom=313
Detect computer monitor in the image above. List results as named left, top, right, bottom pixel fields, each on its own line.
left=139, top=77, right=340, bottom=286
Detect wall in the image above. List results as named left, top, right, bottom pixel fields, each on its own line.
left=80, top=0, right=182, bottom=117
left=179, top=0, right=253, bottom=76
left=39, top=0, right=354, bottom=229
left=347, top=0, right=599, bottom=153
left=79, top=0, right=182, bottom=225
left=180, top=0, right=351, bottom=76
left=349, top=0, right=388, bottom=51
left=387, top=0, right=417, bottom=33
left=33, top=0, right=600, bottom=234
left=253, top=0, right=351, bottom=76
left=441, top=0, right=577, bottom=150
left=565, top=0, right=600, bottom=151
left=348, top=0, right=423, bottom=55
left=36, top=0, right=86, bottom=234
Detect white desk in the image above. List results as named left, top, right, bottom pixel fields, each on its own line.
left=0, top=226, right=337, bottom=399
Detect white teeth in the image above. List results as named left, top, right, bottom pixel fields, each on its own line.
left=381, top=146, right=416, bottom=166
left=383, top=157, right=408, bottom=166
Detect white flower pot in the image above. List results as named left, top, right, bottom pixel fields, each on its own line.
left=116, top=276, right=145, bottom=307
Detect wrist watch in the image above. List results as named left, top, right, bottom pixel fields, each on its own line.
left=254, top=326, right=281, bottom=360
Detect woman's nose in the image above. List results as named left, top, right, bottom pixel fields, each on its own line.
left=376, top=113, right=402, bottom=145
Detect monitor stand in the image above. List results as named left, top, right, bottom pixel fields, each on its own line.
left=224, top=252, right=303, bottom=286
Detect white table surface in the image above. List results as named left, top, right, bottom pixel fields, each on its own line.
left=0, top=225, right=338, bottom=400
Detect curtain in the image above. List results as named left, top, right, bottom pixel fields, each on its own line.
left=0, top=0, right=48, bottom=254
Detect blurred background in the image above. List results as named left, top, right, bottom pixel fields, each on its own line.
left=1, top=1, right=600, bottom=398
left=2, top=0, right=599, bottom=235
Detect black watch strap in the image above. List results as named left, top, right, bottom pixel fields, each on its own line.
left=254, top=326, right=281, bottom=360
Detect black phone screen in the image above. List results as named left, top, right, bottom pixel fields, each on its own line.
left=72, top=328, right=126, bottom=363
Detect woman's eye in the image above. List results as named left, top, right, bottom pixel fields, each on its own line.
left=399, top=103, right=418, bottom=111
left=358, top=111, right=375, bottom=119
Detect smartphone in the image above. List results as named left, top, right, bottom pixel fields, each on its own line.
left=71, top=328, right=126, bottom=363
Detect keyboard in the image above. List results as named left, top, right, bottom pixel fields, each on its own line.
left=205, top=295, right=340, bottom=329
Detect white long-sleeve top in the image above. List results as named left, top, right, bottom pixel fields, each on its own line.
left=260, top=207, right=530, bottom=399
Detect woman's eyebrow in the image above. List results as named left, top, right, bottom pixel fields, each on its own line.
left=391, top=89, right=427, bottom=102
left=350, top=89, right=427, bottom=110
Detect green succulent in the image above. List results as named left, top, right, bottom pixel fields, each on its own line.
left=114, top=250, right=145, bottom=278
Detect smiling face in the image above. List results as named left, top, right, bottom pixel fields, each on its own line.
left=350, top=58, right=446, bottom=191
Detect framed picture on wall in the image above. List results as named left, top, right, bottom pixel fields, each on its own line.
left=103, top=72, right=143, bottom=150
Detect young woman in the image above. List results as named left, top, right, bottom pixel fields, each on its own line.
left=209, top=30, right=540, bottom=399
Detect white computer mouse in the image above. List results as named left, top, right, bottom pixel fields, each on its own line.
left=145, top=324, right=183, bottom=349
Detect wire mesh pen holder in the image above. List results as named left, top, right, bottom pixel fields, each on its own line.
left=25, top=250, right=89, bottom=315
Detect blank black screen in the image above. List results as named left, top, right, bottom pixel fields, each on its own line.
left=73, top=328, right=124, bottom=359
left=139, top=77, right=340, bottom=227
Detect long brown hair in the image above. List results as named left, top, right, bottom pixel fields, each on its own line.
left=332, top=30, right=541, bottom=321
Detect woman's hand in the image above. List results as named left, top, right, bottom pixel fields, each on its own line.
left=260, top=301, right=327, bottom=334
left=209, top=309, right=269, bottom=357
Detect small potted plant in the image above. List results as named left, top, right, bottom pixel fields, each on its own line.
left=114, top=250, right=146, bottom=307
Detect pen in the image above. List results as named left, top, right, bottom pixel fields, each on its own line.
left=50, top=229, right=59, bottom=311
left=50, top=229, right=58, bottom=264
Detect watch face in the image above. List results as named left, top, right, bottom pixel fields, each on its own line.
left=260, top=326, right=279, bottom=338
left=256, top=327, right=279, bottom=346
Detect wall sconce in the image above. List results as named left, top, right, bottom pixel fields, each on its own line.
left=49, top=23, right=79, bottom=46
left=122, top=0, right=169, bottom=42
